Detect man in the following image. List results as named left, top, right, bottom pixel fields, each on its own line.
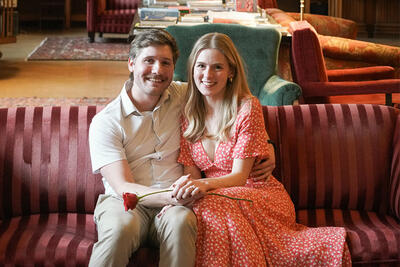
left=88, top=29, right=275, bottom=267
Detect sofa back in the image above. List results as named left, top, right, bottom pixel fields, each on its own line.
left=0, top=106, right=104, bottom=220
left=1, top=104, right=398, bottom=221
left=264, top=104, right=400, bottom=217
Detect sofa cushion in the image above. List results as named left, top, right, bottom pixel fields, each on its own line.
left=297, top=209, right=400, bottom=265
left=0, top=213, right=95, bottom=266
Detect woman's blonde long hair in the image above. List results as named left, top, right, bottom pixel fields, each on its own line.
left=183, top=32, right=251, bottom=143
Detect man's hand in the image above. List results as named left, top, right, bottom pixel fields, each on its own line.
left=250, top=149, right=275, bottom=182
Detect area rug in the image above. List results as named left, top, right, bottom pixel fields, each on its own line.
left=0, top=97, right=112, bottom=108
left=26, top=37, right=130, bottom=61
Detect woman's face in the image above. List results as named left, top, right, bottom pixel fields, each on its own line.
left=193, top=48, right=232, bottom=101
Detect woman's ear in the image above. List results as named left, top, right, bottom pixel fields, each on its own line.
left=229, top=67, right=235, bottom=80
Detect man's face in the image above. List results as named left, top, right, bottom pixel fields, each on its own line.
left=129, top=45, right=175, bottom=98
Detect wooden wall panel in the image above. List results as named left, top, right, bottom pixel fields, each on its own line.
left=342, top=0, right=399, bottom=37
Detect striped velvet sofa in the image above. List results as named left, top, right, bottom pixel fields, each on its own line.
left=0, top=104, right=399, bottom=266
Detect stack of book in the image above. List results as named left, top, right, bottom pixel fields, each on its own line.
left=138, top=7, right=180, bottom=27
left=187, top=0, right=225, bottom=12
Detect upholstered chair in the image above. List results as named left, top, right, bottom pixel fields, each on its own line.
left=166, top=23, right=301, bottom=106
left=86, top=0, right=140, bottom=43
left=265, top=8, right=400, bottom=81
left=289, top=20, right=400, bottom=106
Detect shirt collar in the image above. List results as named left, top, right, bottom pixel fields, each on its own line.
left=120, top=80, right=172, bottom=117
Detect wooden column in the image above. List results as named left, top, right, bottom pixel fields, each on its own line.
left=364, top=0, right=377, bottom=37
left=328, top=0, right=342, bottom=17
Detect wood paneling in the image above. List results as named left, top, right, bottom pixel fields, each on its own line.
left=19, top=0, right=86, bottom=27
left=342, top=0, right=400, bottom=37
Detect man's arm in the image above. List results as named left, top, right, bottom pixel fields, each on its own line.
left=101, top=159, right=195, bottom=208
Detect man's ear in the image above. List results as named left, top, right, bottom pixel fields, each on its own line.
left=128, top=57, right=135, bottom=73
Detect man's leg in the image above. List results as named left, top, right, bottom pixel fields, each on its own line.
left=89, top=194, right=152, bottom=267
left=152, top=206, right=197, bottom=267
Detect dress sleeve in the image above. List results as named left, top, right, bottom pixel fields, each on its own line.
left=177, top=115, right=196, bottom=166
left=232, top=97, right=271, bottom=159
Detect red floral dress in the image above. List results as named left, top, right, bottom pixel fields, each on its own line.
left=178, top=96, right=351, bottom=266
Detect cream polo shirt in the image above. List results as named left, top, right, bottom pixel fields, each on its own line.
left=89, top=80, right=187, bottom=196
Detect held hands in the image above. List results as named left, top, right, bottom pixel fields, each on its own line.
left=171, top=174, right=206, bottom=201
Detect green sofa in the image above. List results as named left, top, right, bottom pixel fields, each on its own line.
left=166, top=23, right=301, bottom=106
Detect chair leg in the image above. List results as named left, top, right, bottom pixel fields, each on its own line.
left=385, top=93, right=393, bottom=106
left=88, top=32, right=95, bottom=43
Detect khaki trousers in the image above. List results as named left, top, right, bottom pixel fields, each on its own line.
left=89, top=194, right=197, bottom=267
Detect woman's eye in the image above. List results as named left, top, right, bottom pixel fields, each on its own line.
left=196, top=63, right=205, bottom=68
left=144, top=59, right=154, bottom=63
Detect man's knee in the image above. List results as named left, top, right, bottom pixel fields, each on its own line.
left=160, top=206, right=197, bottom=237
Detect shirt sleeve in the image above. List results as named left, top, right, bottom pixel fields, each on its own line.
left=177, top=116, right=196, bottom=166
left=89, top=114, right=126, bottom=173
left=232, top=97, right=271, bottom=159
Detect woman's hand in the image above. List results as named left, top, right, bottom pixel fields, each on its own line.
left=171, top=174, right=207, bottom=200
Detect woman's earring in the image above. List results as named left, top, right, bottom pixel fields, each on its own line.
left=229, top=76, right=233, bottom=83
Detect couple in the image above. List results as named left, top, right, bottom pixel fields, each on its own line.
left=88, top=29, right=351, bottom=266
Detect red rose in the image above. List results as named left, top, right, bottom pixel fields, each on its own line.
left=123, top=192, right=139, bottom=211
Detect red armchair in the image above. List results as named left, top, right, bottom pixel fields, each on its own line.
left=289, top=20, right=400, bottom=106
left=86, top=0, right=140, bottom=43
left=265, top=8, right=400, bottom=82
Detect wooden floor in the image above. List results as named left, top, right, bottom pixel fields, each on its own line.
left=0, top=26, right=399, bottom=104
left=0, top=27, right=127, bottom=98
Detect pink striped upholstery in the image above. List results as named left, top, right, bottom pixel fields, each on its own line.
left=0, top=104, right=399, bottom=265
left=0, top=106, right=103, bottom=265
left=263, top=104, right=400, bottom=265
left=86, top=0, right=139, bottom=42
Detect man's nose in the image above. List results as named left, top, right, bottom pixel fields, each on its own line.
left=151, top=61, right=161, bottom=73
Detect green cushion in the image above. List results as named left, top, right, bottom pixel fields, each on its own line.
left=166, top=24, right=281, bottom=98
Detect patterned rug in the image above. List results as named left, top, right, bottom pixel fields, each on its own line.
left=0, top=97, right=112, bottom=108
left=26, top=37, right=130, bottom=61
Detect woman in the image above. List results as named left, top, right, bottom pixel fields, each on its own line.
left=173, top=32, right=351, bottom=266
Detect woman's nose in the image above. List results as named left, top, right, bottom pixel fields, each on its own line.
left=203, top=67, right=213, bottom=78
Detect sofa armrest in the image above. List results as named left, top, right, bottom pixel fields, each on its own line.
left=390, top=113, right=400, bottom=221
left=286, top=13, right=358, bottom=39
left=327, top=66, right=395, bottom=81
left=266, top=8, right=357, bottom=39
left=319, top=35, right=400, bottom=68
left=301, top=80, right=400, bottom=97
left=258, top=75, right=302, bottom=106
